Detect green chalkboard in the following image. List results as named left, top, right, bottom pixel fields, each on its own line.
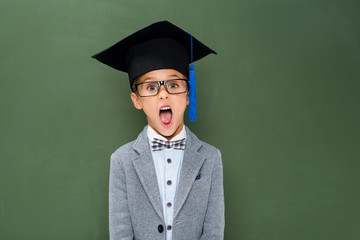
left=1, top=0, right=359, bottom=239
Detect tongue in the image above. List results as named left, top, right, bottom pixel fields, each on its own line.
left=160, top=110, right=172, bottom=124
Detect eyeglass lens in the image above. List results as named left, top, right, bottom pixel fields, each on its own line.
left=137, top=79, right=188, bottom=97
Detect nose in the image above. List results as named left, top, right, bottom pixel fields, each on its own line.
left=158, top=84, right=169, bottom=99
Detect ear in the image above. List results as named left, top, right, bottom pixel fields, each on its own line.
left=186, top=91, right=189, bottom=106
left=131, top=92, right=143, bottom=110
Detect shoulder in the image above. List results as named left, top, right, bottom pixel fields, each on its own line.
left=198, top=140, right=223, bottom=170
left=110, top=126, right=149, bottom=163
left=109, top=140, right=137, bottom=169
left=111, top=140, right=137, bottom=160
left=186, top=126, right=222, bottom=162
left=199, top=140, right=220, bottom=155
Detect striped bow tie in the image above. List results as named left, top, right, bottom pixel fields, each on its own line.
left=151, top=138, right=186, bottom=151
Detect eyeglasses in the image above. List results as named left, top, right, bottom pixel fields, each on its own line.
left=134, top=79, right=189, bottom=97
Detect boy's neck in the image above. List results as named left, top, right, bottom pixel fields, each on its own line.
left=147, top=124, right=186, bottom=141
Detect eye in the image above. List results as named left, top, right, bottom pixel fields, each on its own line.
left=146, top=84, right=157, bottom=91
left=168, top=82, right=179, bottom=89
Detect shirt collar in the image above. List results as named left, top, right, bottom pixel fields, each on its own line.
left=147, top=125, right=186, bottom=142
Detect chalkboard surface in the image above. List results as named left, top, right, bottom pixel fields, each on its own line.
left=1, top=0, right=359, bottom=239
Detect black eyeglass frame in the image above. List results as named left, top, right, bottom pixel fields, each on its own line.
left=134, top=79, right=189, bottom=97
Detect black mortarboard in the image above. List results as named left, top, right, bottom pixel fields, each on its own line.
left=92, top=20, right=216, bottom=121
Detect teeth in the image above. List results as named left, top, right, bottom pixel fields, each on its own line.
left=160, top=107, right=171, bottom=111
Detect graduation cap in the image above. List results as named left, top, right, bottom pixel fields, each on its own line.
left=92, top=21, right=216, bottom=121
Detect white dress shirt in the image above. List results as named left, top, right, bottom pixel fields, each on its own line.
left=147, top=125, right=186, bottom=240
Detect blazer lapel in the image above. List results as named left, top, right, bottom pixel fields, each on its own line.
left=132, top=127, right=163, bottom=220
left=174, top=127, right=205, bottom=219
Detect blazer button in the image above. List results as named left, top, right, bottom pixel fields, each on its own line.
left=158, top=224, right=164, bottom=233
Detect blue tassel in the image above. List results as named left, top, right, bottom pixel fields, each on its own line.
left=189, top=64, right=197, bottom=121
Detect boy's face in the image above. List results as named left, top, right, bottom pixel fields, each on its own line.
left=130, top=69, right=189, bottom=140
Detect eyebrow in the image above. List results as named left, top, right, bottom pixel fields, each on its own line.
left=167, top=74, right=182, bottom=79
left=142, top=77, right=155, bottom=82
left=141, top=74, right=183, bottom=82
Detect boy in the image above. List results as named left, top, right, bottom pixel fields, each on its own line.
left=93, top=21, right=224, bottom=240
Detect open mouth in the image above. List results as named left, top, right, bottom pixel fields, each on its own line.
left=159, top=106, right=172, bottom=126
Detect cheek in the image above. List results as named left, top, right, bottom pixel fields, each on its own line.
left=142, top=101, right=157, bottom=117
left=176, top=96, right=189, bottom=112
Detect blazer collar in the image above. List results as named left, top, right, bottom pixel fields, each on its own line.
left=174, top=127, right=205, bottom=218
left=131, top=126, right=164, bottom=220
left=132, top=126, right=150, bottom=155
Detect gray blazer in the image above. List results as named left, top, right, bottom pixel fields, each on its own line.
left=109, top=126, right=224, bottom=240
